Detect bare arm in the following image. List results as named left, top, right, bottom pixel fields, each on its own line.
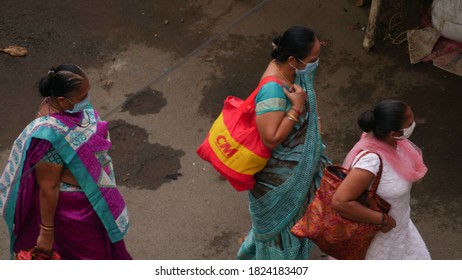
left=256, top=84, right=307, bottom=150
left=35, top=161, right=63, bottom=250
left=332, top=168, right=396, bottom=233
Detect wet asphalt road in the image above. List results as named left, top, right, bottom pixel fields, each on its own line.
left=1, top=0, right=461, bottom=259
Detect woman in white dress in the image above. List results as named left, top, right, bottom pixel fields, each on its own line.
left=332, top=99, right=431, bottom=259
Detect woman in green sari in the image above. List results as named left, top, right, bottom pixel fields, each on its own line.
left=237, top=26, right=330, bottom=260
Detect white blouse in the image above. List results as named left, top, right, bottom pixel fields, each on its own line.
left=351, top=150, right=431, bottom=260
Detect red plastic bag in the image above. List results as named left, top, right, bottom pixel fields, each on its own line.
left=196, top=76, right=283, bottom=191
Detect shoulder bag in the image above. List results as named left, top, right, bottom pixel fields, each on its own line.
left=291, top=151, right=390, bottom=259
left=196, top=76, right=283, bottom=191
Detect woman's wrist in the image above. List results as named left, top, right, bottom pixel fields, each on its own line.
left=376, top=212, right=388, bottom=227
left=40, top=224, right=55, bottom=232
left=291, top=105, right=302, bottom=115
left=286, top=111, right=299, bottom=123
left=289, top=107, right=301, bottom=117
left=39, top=228, right=55, bottom=234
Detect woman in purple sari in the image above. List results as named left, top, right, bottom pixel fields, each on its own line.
left=0, top=63, right=132, bottom=259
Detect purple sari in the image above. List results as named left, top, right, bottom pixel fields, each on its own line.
left=1, top=109, right=131, bottom=259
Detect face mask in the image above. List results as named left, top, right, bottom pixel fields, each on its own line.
left=393, top=120, right=416, bottom=140
left=295, top=57, right=319, bottom=75
left=65, top=95, right=90, bottom=113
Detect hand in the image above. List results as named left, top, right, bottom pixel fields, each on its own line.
left=282, top=84, right=307, bottom=109
left=36, top=229, right=54, bottom=251
left=379, top=214, right=396, bottom=233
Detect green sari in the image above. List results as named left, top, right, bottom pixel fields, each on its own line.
left=237, top=72, right=329, bottom=260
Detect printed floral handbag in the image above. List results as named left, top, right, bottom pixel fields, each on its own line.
left=291, top=152, right=390, bottom=260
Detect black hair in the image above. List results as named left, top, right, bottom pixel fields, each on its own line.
left=38, top=63, right=88, bottom=98
left=357, top=99, right=410, bottom=139
left=271, top=26, right=316, bottom=63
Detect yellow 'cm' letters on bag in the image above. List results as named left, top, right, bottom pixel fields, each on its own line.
left=208, top=113, right=268, bottom=175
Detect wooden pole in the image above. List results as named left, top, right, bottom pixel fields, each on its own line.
left=363, top=0, right=383, bottom=51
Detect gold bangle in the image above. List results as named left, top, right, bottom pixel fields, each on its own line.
left=40, top=224, right=55, bottom=231
left=286, top=112, right=299, bottom=123
left=286, top=115, right=298, bottom=123
left=289, top=109, right=300, bottom=117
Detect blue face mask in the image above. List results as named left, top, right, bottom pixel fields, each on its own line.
left=295, top=57, right=319, bottom=75
left=65, top=95, right=90, bottom=113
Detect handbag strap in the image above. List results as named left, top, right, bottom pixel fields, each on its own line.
left=351, top=150, right=383, bottom=196
left=240, top=76, right=284, bottom=111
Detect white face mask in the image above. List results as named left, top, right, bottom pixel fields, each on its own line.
left=394, top=121, right=416, bottom=140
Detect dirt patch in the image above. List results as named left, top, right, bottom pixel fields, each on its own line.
left=202, top=230, right=239, bottom=258
left=122, top=88, right=167, bottom=116
left=108, top=119, right=185, bottom=190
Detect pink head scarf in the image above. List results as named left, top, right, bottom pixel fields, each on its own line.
left=343, top=132, right=428, bottom=182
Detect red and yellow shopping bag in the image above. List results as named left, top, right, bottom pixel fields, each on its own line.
left=196, top=76, right=282, bottom=191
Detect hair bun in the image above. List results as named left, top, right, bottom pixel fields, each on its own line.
left=38, top=77, right=52, bottom=97
left=357, top=109, right=376, bottom=133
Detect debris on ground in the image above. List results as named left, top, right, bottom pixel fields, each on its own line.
left=349, top=21, right=364, bottom=31
left=407, top=27, right=440, bottom=64
left=1, top=46, right=28, bottom=57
